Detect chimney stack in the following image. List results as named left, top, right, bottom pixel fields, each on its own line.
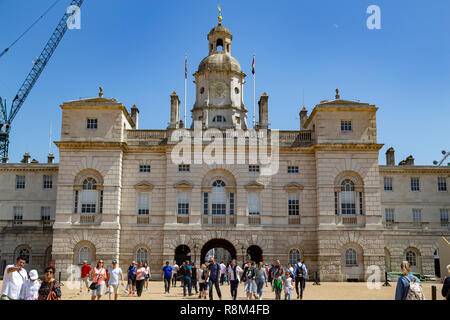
left=256, top=93, right=269, bottom=129
left=1, top=156, right=7, bottom=163
left=386, top=147, right=395, bottom=166
left=48, top=153, right=55, bottom=164
left=21, top=152, right=30, bottom=164
left=131, top=105, right=139, bottom=129
left=405, top=155, right=415, bottom=166
left=299, top=107, right=308, bottom=131
left=168, top=92, right=180, bottom=129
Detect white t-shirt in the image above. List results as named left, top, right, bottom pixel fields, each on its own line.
left=108, top=266, right=123, bottom=285
left=172, top=264, right=179, bottom=274
left=19, top=279, right=41, bottom=300
left=1, top=265, right=28, bottom=300
left=198, top=269, right=208, bottom=283
left=228, top=265, right=243, bottom=281
left=219, top=263, right=227, bottom=274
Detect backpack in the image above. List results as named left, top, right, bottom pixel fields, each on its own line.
left=179, top=265, right=185, bottom=276
left=296, top=263, right=304, bottom=278
left=201, top=270, right=206, bottom=280
left=404, top=276, right=425, bottom=300
left=245, top=266, right=255, bottom=280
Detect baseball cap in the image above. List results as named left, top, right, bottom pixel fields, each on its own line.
left=29, top=269, right=39, bottom=280
left=112, top=259, right=117, bottom=264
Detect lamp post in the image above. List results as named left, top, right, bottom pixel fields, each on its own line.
left=193, top=244, right=198, bottom=264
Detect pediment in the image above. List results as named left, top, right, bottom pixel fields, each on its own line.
left=244, top=181, right=265, bottom=190
left=134, top=181, right=154, bottom=190
left=173, top=180, right=194, bottom=189
left=283, top=182, right=304, bottom=191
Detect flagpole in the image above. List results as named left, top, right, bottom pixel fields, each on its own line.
left=48, top=121, right=52, bottom=155
left=252, top=54, right=256, bottom=128
left=184, top=54, right=187, bottom=127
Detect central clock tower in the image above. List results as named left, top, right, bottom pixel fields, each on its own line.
left=191, top=18, right=248, bottom=130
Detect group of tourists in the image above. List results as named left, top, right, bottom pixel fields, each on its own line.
left=1, top=256, right=61, bottom=300
left=161, top=257, right=309, bottom=300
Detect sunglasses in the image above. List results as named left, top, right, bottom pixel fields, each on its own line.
left=45, top=271, right=53, bottom=274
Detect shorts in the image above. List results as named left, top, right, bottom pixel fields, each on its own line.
left=91, top=283, right=105, bottom=296
left=199, top=282, right=207, bottom=291
left=108, top=284, right=119, bottom=294
left=144, top=274, right=149, bottom=279
left=128, top=276, right=136, bottom=286
left=244, top=280, right=257, bottom=293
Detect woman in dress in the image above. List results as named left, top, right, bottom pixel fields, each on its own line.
left=38, top=266, right=61, bottom=300
left=90, top=260, right=107, bottom=300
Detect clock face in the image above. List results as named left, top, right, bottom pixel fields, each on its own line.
left=209, top=81, right=228, bottom=100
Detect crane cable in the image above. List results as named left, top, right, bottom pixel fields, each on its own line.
left=0, top=0, right=62, bottom=59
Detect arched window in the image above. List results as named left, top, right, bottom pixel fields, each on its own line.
left=79, top=247, right=91, bottom=265
left=81, top=178, right=97, bottom=214
left=288, top=249, right=301, bottom=265
left=406, top=251, right=417, bottom=266
left=212, top=180, right=226, bottom=215
left=340, top=180, right=356, bottom=215
left=213, top=116, right=226, bottom=123
left=216, top=38, right=223, bottom=51
left=18, top=248, right=30, bottom=264
left=345, top=249, right=357, bottom=266
left=136, top=248, right=148, bottom=264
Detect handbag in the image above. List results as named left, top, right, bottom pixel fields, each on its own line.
left=89, top=268, right=103, bottom=290
left=46, top=281, right=60, bottom=300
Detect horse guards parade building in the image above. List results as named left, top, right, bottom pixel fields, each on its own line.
left=0, top=17, right=449, bottom=282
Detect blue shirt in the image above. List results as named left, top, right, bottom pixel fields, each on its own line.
left=128, top=265, right=137, bottom=277
left=293, top=263, right=307, bottom=278
left=162, top=266, right=173, bottom=279
left=208, top=263, right=221, bottom=281
left=395, top=273, right=420, bottom=300
left=183, top=265, right=192, bottom=279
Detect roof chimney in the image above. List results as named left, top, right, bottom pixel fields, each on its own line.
left=21, top=152, right=30, bottom=164
left=405, top=155, right=415, bottom=166
left=48, top=153, right=55, bottom=164
left=386, top=147, right=395, bottom=166
left=1, top=156, right=7, bottom=163
left=131, top=105, right=139, bottom=129
left=299, top=107, right=308, bottom=131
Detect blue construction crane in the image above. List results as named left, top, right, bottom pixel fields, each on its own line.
left=0, top=0, right=84, bottom=159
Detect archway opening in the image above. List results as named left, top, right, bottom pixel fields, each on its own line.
left=200, top=239, right=236, bottom=264
left=174, top=245, right=191, bottom=265
left=247, top=245, right=263, bottom=263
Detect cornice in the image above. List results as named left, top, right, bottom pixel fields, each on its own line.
left=55, top=141, right=126, bottom=149
left=313, top=143, right=384, bottom=151
left=304, top=104, right=377, bottom=128
left=379, top=165, right=450, bottom=174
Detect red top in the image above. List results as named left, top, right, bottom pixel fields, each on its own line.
left=81, top=264, right=92, bottom=278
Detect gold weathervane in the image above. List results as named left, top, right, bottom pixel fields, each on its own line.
left=218, top=5, right=222, bottom=24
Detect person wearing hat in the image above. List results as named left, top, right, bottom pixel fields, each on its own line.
left=107, top=259, right=123, bottom=300
left=19, top=269, right=42, bottom=300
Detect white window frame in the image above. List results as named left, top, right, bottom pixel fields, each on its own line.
left=137, top=193, right=150, bottom=216
left=178, top=164, right=190, bottom=172
left=86, top=118, right=98, bottom=129
left=411, top=177, right=420, bottom=192
left=16, top=175, right=25, bottom=189
left=287, top=166, right=299, bottom=174
left=78, top=247, right=91, bottom=265
left=384, top=177, right=393, bottom=191
left=139, top=165, right=151, bottom=173
left=412, top=209, right=422, bottom=223
left=288, top=193, right=300, bottom=216
left=248, top=193, right=260, bottom=216
left=41, top=207, right=51, bottom=221
left=136, top=248, right=148, bottom=263
left=177, top=192, right=190, bottom=215
left=13, top=207, right=23, bottom=223
left=288, top=249, right=301, bottom=265
left=340, top=120, right=352, bottom=132
left=438, top=177, right=447, bottom=192
left=249, top=165, right=260, bottom=173
left=345, top=249, right=357, bottom=266
left=440, top=209, right=449, bottom=223
left=385, top=208, right=394, bottom=223
left=406, top=251, right=417, bottom=267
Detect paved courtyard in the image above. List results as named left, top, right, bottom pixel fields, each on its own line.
left=2, top=280, right=444, bottom=300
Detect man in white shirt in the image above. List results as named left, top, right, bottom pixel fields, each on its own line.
left=107, top=259, right=123, bottom=300
left=227, top=259, right=243, bottom=300
left=1, top=257, right=28, bottom=300
left=219, top=261, right=227, bottom=285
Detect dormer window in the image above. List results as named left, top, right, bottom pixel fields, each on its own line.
left=213, top=115, right=226, bottom=123
left=341, top=120, right=352, bottom=132
left=87, top=118, right=98, bottom=130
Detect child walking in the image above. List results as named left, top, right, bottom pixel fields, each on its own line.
left=272, top=268, right=284, bottom=300
left=284, top=271, right=293, bottom=300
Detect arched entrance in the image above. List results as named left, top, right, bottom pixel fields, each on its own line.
left=174, top=245, right=191, bottom=265
left=200, top=239, right=236, bottom=264
left=247, top=245, right=263, bottom=263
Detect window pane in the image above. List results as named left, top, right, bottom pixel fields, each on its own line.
left=440, top=209, right=448, bottom=223
left=248, top=193, right=260, bottom=215
left=81, top=190, right=97, bottom=203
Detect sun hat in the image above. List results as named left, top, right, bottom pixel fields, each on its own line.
left=29, top=269, right=39, bottom=280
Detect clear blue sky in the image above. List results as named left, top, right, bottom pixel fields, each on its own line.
left=1, top=0, right=449, bottom=165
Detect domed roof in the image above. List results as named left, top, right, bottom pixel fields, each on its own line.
left=198, top=53, right=241, bottom=73
left=208, top=23, right=231, bottom=39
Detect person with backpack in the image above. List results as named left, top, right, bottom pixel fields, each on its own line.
left=227, top=259, right=243, bottom=300
left=182, top=260, right=192, bottom=296
left=293, top=258, right=308, bottom=300
left=243, top=260, right=258, bottom=300
left=395, top=260, right=425, bottom=300
left=442, top=264, right=450, bottom=300
left=198, top=264, right=208, bottom=299
left=206, top=257, right=222, bottom=300
left=179, top=261, right=186, bottom=288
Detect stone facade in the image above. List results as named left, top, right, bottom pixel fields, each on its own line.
left=1, top=21, right=449, bottom=281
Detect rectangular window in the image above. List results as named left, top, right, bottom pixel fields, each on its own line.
left=288, top=194, right=300, bottom=216
left=81, top=190, right=97, bottom=214
left=385, top=208, right=394, bottom=223
left=248, top=193, right=260, bottom=216
left=16, top=175, right=25, bottom=189
left=438, top=177, right=447, bottom=192
left=411, top=178, right=420, bottom=192
left=74, top=190, right=78, bottom=214
left=137, top=193, right=150, bottom=216
left=440, top=209, right=449, bottom=223
left=341, top=192, right=356, bottom=215
left=229, top=192, right=235, bottom=216
left=86, top=118, right=98, bottom=129
left=287, top=166, right=299, bottom=174
left=43, top=175, right=53, bottom=189
left=177, top=192, right=189, bottom=215
left=334, top=192, right=338, bottom=215
left=139, top=165, right=151, bottom=173
left=249, top=165, right=260, bottom=173
left=203, top=193, right=209, bottom=215
left=412, top=209, right=421, bottom=223
left=341, top=120, right=352, bottom=132
left=384, top=177, right=392, bottom=191
left=13, top=207, right=23, bottom=223
left=41, top=207, right=51, bottom=221
left=359, top=192, right=363, bottom=215
left=178, top=164, right=190, bottom=172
